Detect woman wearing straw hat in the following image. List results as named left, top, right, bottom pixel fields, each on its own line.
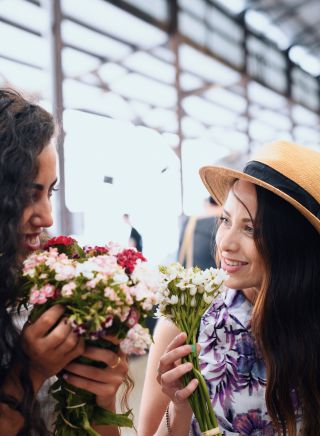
left=139, top=140, right=320, bottom=436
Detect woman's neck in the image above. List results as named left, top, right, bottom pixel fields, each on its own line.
left=241, top=287, right=259, bottom=304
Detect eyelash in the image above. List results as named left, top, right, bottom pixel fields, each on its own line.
left=245, top=225, right=254, bottom=234
left=49, top=187, right=59, bottom=197
left=219, top=215, right=255, bottom=235
left=219, top=215, right=229, bottom=224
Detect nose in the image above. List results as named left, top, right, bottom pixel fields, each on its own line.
left=218, top=226, right=240, bottom=254
left=30, top=198, right=53, bottom=229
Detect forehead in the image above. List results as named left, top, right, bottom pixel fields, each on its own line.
left=224, top=180, right=258, bottom=217
left=35, top=143, right=57, bottom=171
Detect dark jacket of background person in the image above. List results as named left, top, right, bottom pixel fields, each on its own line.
left=178, top=197, right=221, bottom=270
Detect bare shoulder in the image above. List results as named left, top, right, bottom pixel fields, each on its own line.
left=153, top=318, right=180, bottom=346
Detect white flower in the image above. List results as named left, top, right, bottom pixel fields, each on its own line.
left=186, top=284, right=197, bottom=296
left=106, top=241, right=124, bottom=256
left=169, top=295, right=179, bottom=305
left=203, top=293, right=214, bottom=304
left=61, top=282, right=76, bottom=297
left=54, top=263, right=76, bottom=281
left=211, top=268, right=229, bottom=285
left=112, top=272, right=128, bottom=285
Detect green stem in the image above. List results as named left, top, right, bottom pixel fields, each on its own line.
left=193, top=368, right=219, bottom=429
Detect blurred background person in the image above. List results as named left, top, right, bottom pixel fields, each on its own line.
left=123, top=213, right=143, bottom=252
left=178, top=196, right=221, bottom=269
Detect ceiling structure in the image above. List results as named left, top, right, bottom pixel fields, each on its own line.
left=0, top=0, right=319, bottom=233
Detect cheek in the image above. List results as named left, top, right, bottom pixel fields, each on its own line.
left=215, top=227, right=222, bottom=249
left=20, top=206, right=32, bottom=230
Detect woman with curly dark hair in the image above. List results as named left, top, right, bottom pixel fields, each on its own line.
left=0, top=89, right=128, bottom=435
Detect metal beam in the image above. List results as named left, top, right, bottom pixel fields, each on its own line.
left=290, top=21, right=320, bottom=46
left=272, top=0, right=314, bottom=25
left=0, top=16, right=42, bottom=36
left=47, top=0, right=74, bottom=236
left=104, top=0, right=169, bottom=33
left=63, top=14, right=139, bottom=52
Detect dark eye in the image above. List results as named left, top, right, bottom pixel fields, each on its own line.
left=245, top=225, right=254, bottom=235
left=219, top=215, right=229, bottom=225
left=30, top=190, right=39, bottom=202
left=48, top=187, right=59, bottom=198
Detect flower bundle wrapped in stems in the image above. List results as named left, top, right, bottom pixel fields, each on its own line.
left=157, top=262, right=228, bottom=436
left=17, top=236, right=158, bottom=436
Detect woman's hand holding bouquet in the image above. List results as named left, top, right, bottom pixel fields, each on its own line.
left=17, top=236, right=158, bottom=436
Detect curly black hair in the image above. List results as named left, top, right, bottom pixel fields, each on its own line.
left=0, top=89, right=55, bottom=435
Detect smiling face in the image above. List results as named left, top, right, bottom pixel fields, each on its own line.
left=20, top=143, right=57, bottom=254
left=216, top=180, right=265, bottom=292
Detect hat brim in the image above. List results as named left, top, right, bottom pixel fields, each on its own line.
left=200, top=166, right=320, bottom=233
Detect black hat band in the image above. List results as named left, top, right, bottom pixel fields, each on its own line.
left=244, top=161, right=320, bottom=220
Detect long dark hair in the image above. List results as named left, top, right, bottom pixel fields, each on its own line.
left=0, top=89, right=55, bottom=434
left=251, top=185, right=320, bottom=435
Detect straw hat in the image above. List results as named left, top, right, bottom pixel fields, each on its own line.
left=199, top=140, right=320, bottom=233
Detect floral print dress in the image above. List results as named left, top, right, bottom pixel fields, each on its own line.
left=191, top=289, right=274, bottom=435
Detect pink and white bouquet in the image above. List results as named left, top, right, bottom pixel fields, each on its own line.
left=17, top=236, right=158, bottom=436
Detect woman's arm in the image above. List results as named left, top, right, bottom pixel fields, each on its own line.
left=138, top=319, right=181, bottom=436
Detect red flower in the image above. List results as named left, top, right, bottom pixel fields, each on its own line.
left=44, top=236, right=76, bottom=249
left=84, top=246, right=109, bottom=257
left=116, top=248, right=146, bottom=274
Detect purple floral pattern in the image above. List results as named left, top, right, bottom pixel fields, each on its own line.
left=191, top=289, right=274, bottom=435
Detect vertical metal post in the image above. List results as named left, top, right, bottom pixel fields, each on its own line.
left=240, top=10, right=251, bottom=155
left=47, top=0, right=74, bottom=235
left=168, top=0, right=184, bottom=212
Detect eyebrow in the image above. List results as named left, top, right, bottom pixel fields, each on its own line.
left=30, top=178, right=58, bottom=191
left=222, top=209, right=253, bottom=223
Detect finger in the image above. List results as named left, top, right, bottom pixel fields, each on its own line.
left=166, top=332, right=187, bottom=353
left=174, top=379, right=198, bottom=402
left=30, top=305, right=65, bottom=337
left=63, top=373, right=122, bottom=398
left=41, top=318, right=74, bottom=349
left=82, top=346, right=120, bottom=367
left=102, top=335, right=121, bottom=345
left=55, top=332, right=85, bottom=358
left=159, top=343, right=193, bottom=373
left=160, top=362, right=193, bottom=386
left=64, top=360, right=126, bottom=383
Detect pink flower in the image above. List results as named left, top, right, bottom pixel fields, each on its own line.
left=40, top=284, right=56, bottom=298
left=104, top=287, right=117, bottom=301
left=61, top=282, right=76, bottom=297
left=120, top=324, right=152, bottom=355
left=102, top=315, right=113, bottom=329
left=126, top=308, right=140, bottom=328
left=30, top=287, right=48, bottom=305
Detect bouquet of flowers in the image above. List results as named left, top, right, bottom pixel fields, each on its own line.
left=157, top=262, right=229, bottom=436
left=17, top=236, right=158, bottom=436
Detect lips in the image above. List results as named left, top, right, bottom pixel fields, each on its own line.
left=24, top=233, right=41, bottom=251
left=221, top=256, right=248, bottom=273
